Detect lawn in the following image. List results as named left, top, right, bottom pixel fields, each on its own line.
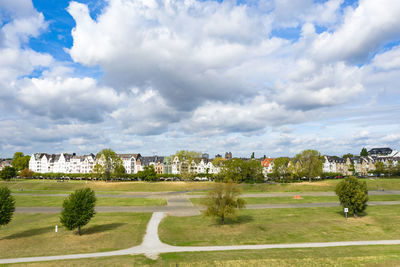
left=0, top=212, right=151, bottom=259
left=13, top=195, right=167, bottom=207
left=2, top=178, right=400, bottom=195
left=159, top=205, right=400, bottom=246
left=190, top=194, right=400, bottom=205
left=0, top=180, right=213, bottom=193
left=16, top=245, right=400, bottom=266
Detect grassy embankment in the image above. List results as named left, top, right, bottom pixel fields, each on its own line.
left=0, top=213, right=151, bottom=259
left=159, top=205, right=400, bottom=246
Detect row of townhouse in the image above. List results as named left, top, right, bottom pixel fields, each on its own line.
left=323, top=148, right=400, bottom=176
left=28, top=153, right=221, bottom=175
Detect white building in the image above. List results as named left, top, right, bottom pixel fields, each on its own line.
left=29, top=153, right=95, bottom=174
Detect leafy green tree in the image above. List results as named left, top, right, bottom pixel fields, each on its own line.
left=251, top=152, right=255, bottom=159
left=0, top=166, right=17, bottom=180
left=19, top=168, right=34, bottom=178
left=386, top=160, right=395, bottom=177
left=360, top=148, right=369, bottom=157
left=113, top=164, right=126, bottom=179
left=137, top=165, right=157, bottom=181
left=91, top=164, right=103, bottom=180
left=96, top=149, right=123, bottom=181
left=60, top=188, right=96, bottom=235
left=220, top=158, right=263, bottom=183
left=12, top=152, right=30, bottom=171
left=203, top=181, right=246, bottom=224
left=342, top=153, right=354, bottom=159
left=335, top=176, right=368, bottom=217
left=0, top=187, right=15, bottom=226
left=173, top=150, right=201, bottom=162
left=374, top=161, right=385, bottom=176
left=294, top=149, right=323, bottom=182
left=272, top=157, right=290, bottom=181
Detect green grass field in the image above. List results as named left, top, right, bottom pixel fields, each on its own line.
left=0, top=213, right=151, bottom=259
left=2, top=178, right=400, bottom=195
left=0, top=180, right=213, bottom=193
left=159, top=205, right=400, bottom=246
left=15, top=245, right=400, bottom=266
left=13, top=195, right=167, bottom=207
left=190, top=194, right=400, bottom=205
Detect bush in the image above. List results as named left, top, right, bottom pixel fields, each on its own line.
left=20, top=168, right=34, bottom=178
left=335, top=176, right=368, bottom=217
left=0, top=166, right=17, bottom=180
left=60, top=188, right=96, bottom=235
left=0, top=187, right=16, bottom=226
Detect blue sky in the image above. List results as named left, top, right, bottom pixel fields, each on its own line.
left=0, top=0, right=399, bottom=158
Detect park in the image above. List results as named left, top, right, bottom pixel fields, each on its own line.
left=1, top=178, right=400, bottom=266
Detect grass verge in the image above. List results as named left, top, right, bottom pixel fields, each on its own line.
left=0, top=212, right=151, bottom=259
left=159, top=205, right=400, bottom=246
left=13, top=195, right=167, bottom=207
left=15, top=245, right=400, bottom=266
left=190, top=195, right=400, bottom=205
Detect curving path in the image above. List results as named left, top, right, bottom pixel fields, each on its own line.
left=2, top=212, right=400, bottom=264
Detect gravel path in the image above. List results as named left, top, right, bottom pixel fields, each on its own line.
left=2, top=212, right=400, bottom=264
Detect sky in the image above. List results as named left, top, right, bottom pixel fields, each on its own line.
left=0, top=0, right=399, bottom=158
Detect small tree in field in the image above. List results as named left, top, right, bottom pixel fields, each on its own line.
left=0, top=187, right=16, bottom=226
left=60, top=188, right=96, bottom=235
left=204, top=181, right=246, bottom=224
left=335, top=176, right=368, bottom=217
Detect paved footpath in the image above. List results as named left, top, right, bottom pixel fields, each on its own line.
left=2, top=212, right=400, bottom=264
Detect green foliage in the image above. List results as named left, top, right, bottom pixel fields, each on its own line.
left=12, top=152, right=30, bottom=171
left=219, top=158, right=264, bottom=183
left=96, top=148, right=123, bottom=181
left=203, top=181, right=246, bottom=224
left=335, top=176, right=368, bottom=217
left=60, top=188, right=96, bottom=235
left=0, top=166, right=17, bottom=180
left=91, top=164, right=104, bottom=180
left=342, top=153, right=354, bottom=159
left=272, top=157, right=290, bottom=181
left=113, top=164, right=126, bottom=179
left=19, top=168, right=34, bottom=178
left=294, top=149, right=323, bottom=182
left=173, top=150, right=202, bottom=162
left=360, top=148, right=369, bottom=157
left=137, top=165, right=158, bottom=181
left=374, top=162, right=385, bottom=175
left=0, top=187, right=15, bottom=226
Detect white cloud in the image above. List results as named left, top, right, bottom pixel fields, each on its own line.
left=310, top=0, right=400, bottom=62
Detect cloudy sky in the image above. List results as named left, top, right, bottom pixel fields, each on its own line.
left=0, top=0, right=399, bottom=158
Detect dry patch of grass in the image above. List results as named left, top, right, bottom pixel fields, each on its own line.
left=0, top=212, right=150, bottom=259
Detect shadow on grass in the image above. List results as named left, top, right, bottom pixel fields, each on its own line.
left=211, top=215, right=254, bottom=226
left=3, top=226, right=53, bottom=239
left=334, top=210, right=368, bottom=218
left=83, top=223, right=126, bottom=235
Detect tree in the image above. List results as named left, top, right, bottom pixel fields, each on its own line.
left=0, top=187, right=15, bottom=226
left=19, top=168, right=34, bottom=178
left=294, top=150, right=323, bottom=182
left=374, top=161, right=385, bottom=176
left=173, top=150, right=201, bottom=162
left=203, top=181, right=246, bottom=224
left=91, top=163, right=103, bottom=180
left=137, top=165, right=157, bottom=181
left=272, top=157, right=290, bottom=181
left=12, top=152, right=30, bottom=171
left=386, top=160, right=395, bottom=177
left=96, top=149, right=123, bottom=181
left=0, top=166, right=17, bottom=180
left=219, top=158, right=263, bottom=183
left=60, top=188, right=96, bottom=235
left=251, top=152, right=255, bottom=159
left=343, top=153, right=354, bottom=159
left=360, top=148, right=369, bottom=157
left=113, top=164, right=126, bottom=179
left=335, top=176, right=368, bottom=217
